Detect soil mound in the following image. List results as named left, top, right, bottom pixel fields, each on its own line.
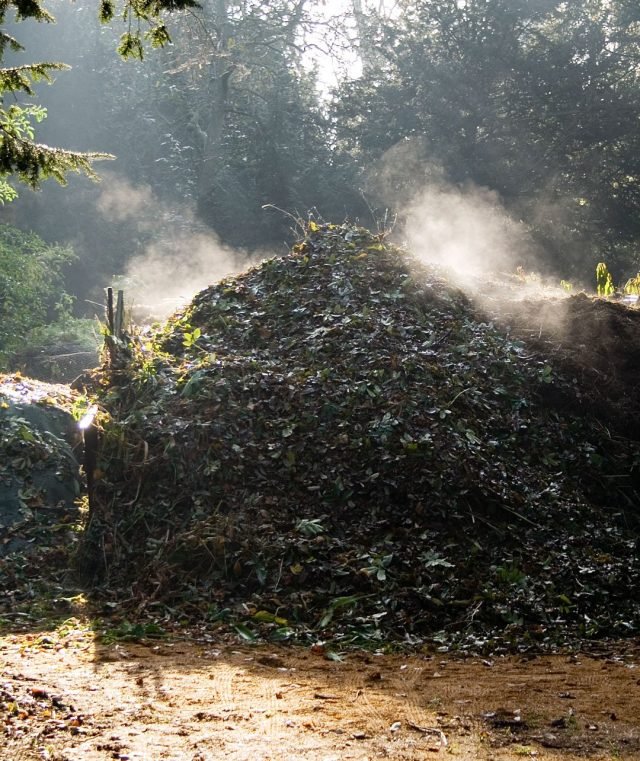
left=88, top=224, right=640, bottom=649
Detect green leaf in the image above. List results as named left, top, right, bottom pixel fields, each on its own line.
left=421, top=550, right=454, bottom=569
left=253, top=610, right=288, bottom=625
left=296, top=517, right=325, bottom=537
left=233, top=624, right=257, bottom=642
left=146, top=24, right=172, bottom=48
left=318, top=595, right=362, bottom=628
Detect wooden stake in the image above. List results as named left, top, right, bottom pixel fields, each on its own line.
left=115, top=290, right=124, bottom=338
left=106, top=287, right=114, bottom=335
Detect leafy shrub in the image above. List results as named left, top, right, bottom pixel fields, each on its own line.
left=595, top=262, right=615, bottom=297
left=0, top=224, right=75, bottom=367
left=623, top=273, right=640, bottom=295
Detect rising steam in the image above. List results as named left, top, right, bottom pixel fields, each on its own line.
left=97, top=173, right=247, bottom=321
left=97, top=176, right=157, bottom=230
left=403, top=181, right=534, bottom=284
left=369, top=140, right=539, bottom=287
left=124, top=233, right=240, bottom=322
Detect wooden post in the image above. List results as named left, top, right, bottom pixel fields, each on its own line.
left=106, top=287, right=114, bottom=335
left=114, top=289, right=124, bottom=339
left=104, top=288, right=127, bottom=366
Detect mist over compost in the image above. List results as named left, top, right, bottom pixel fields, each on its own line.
left=81, top=224, right=640, bottom=650
left=403, top=182, right=538, bottom=282
left=98, top=174, right=249, bottom=321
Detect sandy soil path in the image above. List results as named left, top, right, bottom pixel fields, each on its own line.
left=2, top=627, right=639, bottom=760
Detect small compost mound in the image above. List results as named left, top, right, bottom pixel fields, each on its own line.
left=0, top=375, right=83, bottom=623
left=492, top=292, right=640, bottom=434
left=89, top=225, right=640, bottom=649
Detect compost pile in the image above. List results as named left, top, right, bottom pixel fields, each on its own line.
left=0, top=375, right=83, bottom=626
left=485, top=291, right=640, bottom=437
left=91, top=224, right=640, bottom=649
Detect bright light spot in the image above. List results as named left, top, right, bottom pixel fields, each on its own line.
left=78, top=405, right=98, bottom=431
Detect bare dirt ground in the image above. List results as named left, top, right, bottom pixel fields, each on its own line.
left=2, top=624, right=639, bottom=761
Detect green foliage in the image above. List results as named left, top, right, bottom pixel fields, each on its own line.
left=420, top=550, right=454, bottom=570
left=0, top=176, right=17, bottom=203
left=596, top=262, right=615, bottom=297
left=494, top=564, right=528, bottom=588
left=0, top=62, right=67, bottom=94
left=0, top=0, right=198, bottom=195
left=117, top=31, right=144, bottom=60
left=0, top=224, right=76, bottom=366
left=318, top=595, right=364, bottom=629
left=623, top=274, right=640, bottom=295
left=295, top=517, right=326, bottom=537
left=13, top=315, right=100, bottom=381
left=361, top=552, right=394, bottom=582
left=182, top=325, right=201, bottom=349
left=0, top=12, right=109, bottom=195
left=0, top=1, right=54, bottom=25
left=99, top=0, right=116, bottom=23
left=24, top=314, right=97, bottom=352
left=332, top=0, right=640, bottom=272
left=0, top=95, right=109, bottom=195
left=0, top=26, right=113, bottom=192
left=105, top=0, right=199, bottom=60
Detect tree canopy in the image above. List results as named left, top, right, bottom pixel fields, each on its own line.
left=333, top=0, right=640, bottom=274
left=3, top=0, right=640, bottom=291
left=0, top=0, right=199, bottom=201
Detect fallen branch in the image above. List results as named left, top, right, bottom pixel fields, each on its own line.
left=407, top=721, right=448, bottom=747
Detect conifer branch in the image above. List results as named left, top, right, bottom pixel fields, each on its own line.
left=0, top=62, right=68, bottom=94
left=0, top=0, right=195, bottom=191
left=0, top=128, right=114, bottom=187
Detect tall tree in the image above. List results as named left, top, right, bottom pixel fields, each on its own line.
left=332, top=0, right=640, bottom=274
left=120, top=0, right=362, bottom=245
left=0, top=0, right=197, bottom=200
left=161, top=1, right=313, bottom=233
left=3, top=0, right=367, bottom=302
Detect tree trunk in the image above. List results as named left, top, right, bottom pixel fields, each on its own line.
left=196, top=0, right=232, bottom=220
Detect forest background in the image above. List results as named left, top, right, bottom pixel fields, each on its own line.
left=1, top=0, right=640, bottom=374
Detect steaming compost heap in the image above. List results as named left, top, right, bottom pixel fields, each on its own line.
left=89, top=224, right=640, bottom=649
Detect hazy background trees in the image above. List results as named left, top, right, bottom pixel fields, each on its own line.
left=2, top=0, right=640, bottom=374
left=334, top=0, right=640, bottom=276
